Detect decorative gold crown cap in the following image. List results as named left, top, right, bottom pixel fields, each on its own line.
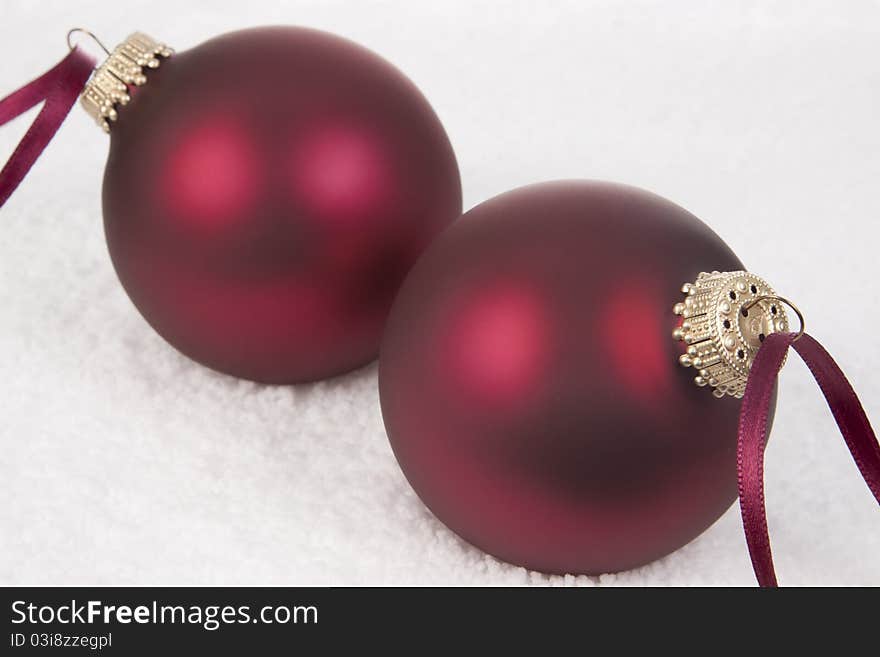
left=673, top=271, right=790, bottom=399
left=79, top=32, right=173, bottom=133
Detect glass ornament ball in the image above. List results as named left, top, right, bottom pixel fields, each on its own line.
left=379, top=180, right=775, bottom=574
left=102, top=27, right=462, bottom=383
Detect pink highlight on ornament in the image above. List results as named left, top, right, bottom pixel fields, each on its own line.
left=603, top=280, right=673, bottom=406
left=445, top=283, right=550, bottom=406
left=161, top=115, right=260, bottom=227
left=290, top=125, right=392, bottom=222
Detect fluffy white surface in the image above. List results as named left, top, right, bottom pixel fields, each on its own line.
left=1, top=0, right=879, bottom=586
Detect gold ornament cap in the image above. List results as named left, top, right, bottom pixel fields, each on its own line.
left=79, top=32, right=173, bottom=133
left=673, top=271, right=792, bottom=399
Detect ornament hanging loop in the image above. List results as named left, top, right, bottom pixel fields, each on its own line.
left=66, top=28, right=111, bottom=55
left=743, top=295, right=804, bottom=341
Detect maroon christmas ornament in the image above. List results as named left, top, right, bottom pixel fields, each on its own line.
left=379, top=180, right=880, bottom=582
left=1, top=27, right=461, bottom=383
left=379, top=180, right=767, bottom=574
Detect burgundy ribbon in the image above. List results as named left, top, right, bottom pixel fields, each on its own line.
left=738, top=331, right=880, bottom=586
left=0, top=47, right=95, bottom=209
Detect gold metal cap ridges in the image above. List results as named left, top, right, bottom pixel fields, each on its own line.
left=673, top=271, right=789, bottom=399
left=80, top=32, right=173, bottom=133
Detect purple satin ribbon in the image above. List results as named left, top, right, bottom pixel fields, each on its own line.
left=738, top=331, right=880, bottom=586
left=0, top=47, right=95, bottom=209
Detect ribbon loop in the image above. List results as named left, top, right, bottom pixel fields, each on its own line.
left=738, top=331, right=880, bottom=586
left=0, top=47, right=95, bottom=208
